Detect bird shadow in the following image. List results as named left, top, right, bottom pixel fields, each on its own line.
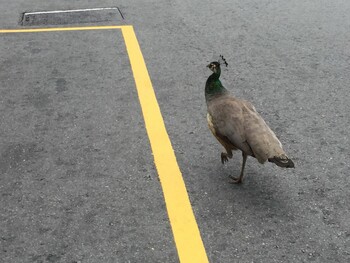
left=214, top=162, right=296, bottom=220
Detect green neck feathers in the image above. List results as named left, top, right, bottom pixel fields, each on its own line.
left=205, top=69, right=228, bottom=102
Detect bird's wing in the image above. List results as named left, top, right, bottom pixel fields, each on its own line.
left=207, top=96, right=254, bottom=155
left=208, top=96, right=286, bottom=163
left=241, top=100, right=286, bottom=163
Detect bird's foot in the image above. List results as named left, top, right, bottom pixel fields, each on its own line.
left=228, top=175, right=243, bottom=184
left=221, top=152, right=229, bottom=164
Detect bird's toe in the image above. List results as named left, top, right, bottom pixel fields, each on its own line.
left=221, top=152, right=229, bottom=164
left=228, top=175, right=243, bottom=184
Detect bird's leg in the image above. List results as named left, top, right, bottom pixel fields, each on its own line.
left=221, top=149, right=232, bottom=164
left=229, top=153, right=248, bottom=184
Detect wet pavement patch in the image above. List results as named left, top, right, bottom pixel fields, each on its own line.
left=21, top=7, right=124, bottom=26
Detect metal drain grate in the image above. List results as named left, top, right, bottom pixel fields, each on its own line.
left=21, top=7, right=124, bottom=26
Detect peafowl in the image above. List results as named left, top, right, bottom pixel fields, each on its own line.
left=205, top=56, right=294, bottom=184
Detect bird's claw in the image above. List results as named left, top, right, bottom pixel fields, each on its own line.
left=221, top=152, right=229, bottom=164
left=228, top=175, right=243, bottom=184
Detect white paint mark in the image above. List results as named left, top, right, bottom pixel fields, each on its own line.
left=24, top=7, right=119, bottom=16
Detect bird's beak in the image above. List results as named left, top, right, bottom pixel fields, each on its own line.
left=207, top=64, right=210, bottom=68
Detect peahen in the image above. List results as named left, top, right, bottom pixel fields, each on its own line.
left=205, top=56, right=294, bottom=184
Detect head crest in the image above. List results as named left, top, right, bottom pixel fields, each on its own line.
left=218, top=55, right=228, bottom=67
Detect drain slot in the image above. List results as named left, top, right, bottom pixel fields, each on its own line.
left=21, top=7, right=124, bottom=26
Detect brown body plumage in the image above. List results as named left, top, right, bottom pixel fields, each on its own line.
left=205, top=60, right=294, bottom=184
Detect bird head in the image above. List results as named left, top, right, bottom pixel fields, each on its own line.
left=207, top=61, right=221, bottom=74
left=207, top=55, right=228, bottom=74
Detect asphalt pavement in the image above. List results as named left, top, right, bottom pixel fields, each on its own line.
left=1, top=0, right=349, bottom=262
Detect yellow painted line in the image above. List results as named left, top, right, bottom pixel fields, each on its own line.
left=121, top=25, right=209, bottom=263
left=0, top=25, right=124, bottom=33
left=0, top=25, right=209, bottom=262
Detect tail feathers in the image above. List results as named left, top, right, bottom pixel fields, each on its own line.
left=268, top=155, right=295, bottom=168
